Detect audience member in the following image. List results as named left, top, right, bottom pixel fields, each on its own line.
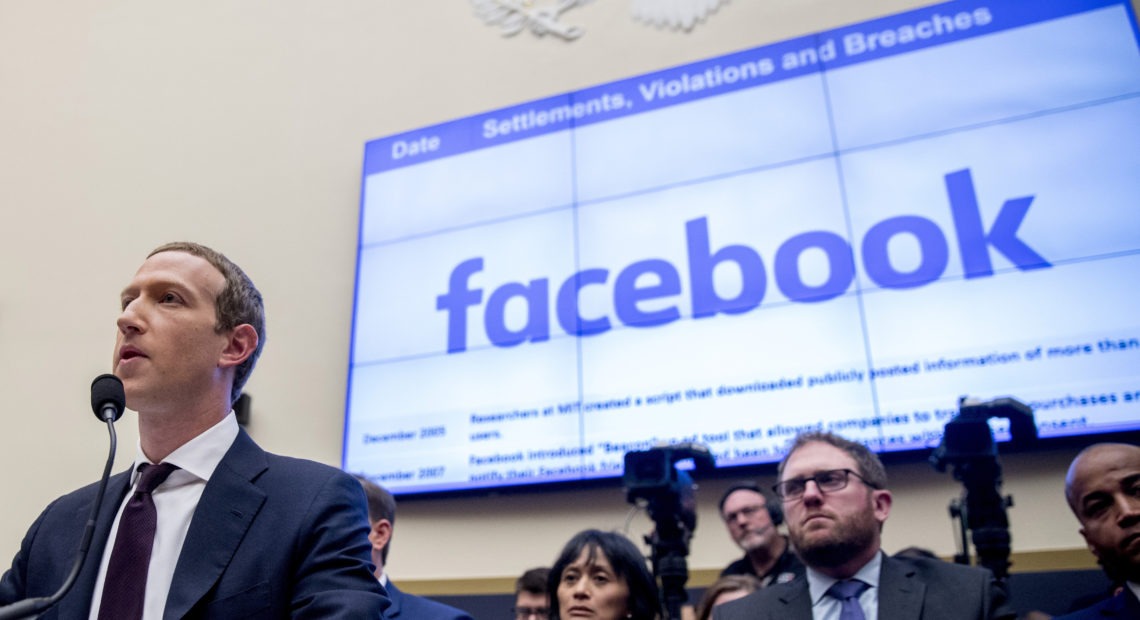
left=0, top=242, right=386, bottom=618
left=355, top=476, right=474, bottom=620
left=514, top=566, right=551, bottom=619
left=549, top=529, right=661, bottom=620
left=718, top=482, right=805, bottom=586
left=714, top=431, right=1015, bottom=620
left=694, top=575, right=761, bottom=620
left=1053, top=442, right=1140, bottom=619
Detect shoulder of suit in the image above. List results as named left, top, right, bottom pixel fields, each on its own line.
left=398, top=591, right=472, bottom=619
left=887, top=555, right=995, bottom=585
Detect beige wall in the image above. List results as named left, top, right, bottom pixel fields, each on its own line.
left=1, top=0, right=1130, bottom=589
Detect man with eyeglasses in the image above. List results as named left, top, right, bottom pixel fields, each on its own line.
left=714, top=431, right=1015, bottom=620
left=718, top=483, right=805, bottom=587
left=512, top=566, right=550, bottom=619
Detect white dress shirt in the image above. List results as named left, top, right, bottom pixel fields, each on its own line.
left=88, top=413, right=240, bottom=620
left=806, top=551, right=882, bottom=620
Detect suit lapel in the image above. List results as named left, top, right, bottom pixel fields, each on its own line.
left=57, top=469, right=133, bottom=618
left=776, top=579, right=813, bottom=620
left=877, top=555, right=925, bottom=620
left=163, top=431, right=268, bottom=620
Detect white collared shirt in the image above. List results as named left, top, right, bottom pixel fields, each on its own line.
left=88, top=413, right=240, bottom=620
left=806, top=551, right=882, bottom=620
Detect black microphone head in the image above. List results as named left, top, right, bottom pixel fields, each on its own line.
left=91, top=374, right=126, bottom=422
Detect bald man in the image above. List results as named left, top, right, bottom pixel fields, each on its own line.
left=1055, top=443, right=1140, bottom=619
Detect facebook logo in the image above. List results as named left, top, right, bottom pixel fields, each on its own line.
left=436, top=168, right=1051, bottom=353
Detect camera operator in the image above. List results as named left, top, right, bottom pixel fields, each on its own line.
left=718, top=483, right=804, bottom=587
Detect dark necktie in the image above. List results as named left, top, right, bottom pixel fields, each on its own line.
left=827, top=579, right=869, bottom=620
left=98, top=462, right=179, bottom=620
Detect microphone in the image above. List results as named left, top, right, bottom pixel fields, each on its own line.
left=0, top=376, right=123, bottom=620
left=91, top=374, right=125, bottom=422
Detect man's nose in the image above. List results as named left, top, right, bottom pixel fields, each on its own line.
left=1116, top=493, right=1140, bottom=526
left=117, top=300, right=144, bottom=334
left=800, top=479, right=824, bottom=503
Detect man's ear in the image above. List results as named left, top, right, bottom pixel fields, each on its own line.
left=872, top=489, right=892, bottom=524
left=219, top=324, right=258, bottom=369
left=369, top=518, right=393, bottom=553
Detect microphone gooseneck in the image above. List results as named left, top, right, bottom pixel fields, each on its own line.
left=0, top=376, right=122, bottom=620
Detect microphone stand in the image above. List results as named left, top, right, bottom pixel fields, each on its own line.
left=0, top=416, right=118, bottom=620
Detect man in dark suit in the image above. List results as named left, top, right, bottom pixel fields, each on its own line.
left=1054, top=443, right=1140, bottom=619
left=714, top=431, right=1014, bottom=620
left=355, top=476, right=474, bottom=620
left=0, top=242, right=388, bottom=618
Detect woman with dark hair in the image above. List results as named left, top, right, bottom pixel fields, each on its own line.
left=548, top=529, right=661, bottom=620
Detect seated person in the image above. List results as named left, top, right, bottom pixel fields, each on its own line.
left=1054, top=443, right=1140, bottom=619
left=694, top=575, right=762, bottom=620
left=354, top=476, right=474, bottom=620
left=514, top=567, right=551, bottom=620
left=714, top=431, right=1015, bottom=620
left=549, top=529, right=661, bottom=620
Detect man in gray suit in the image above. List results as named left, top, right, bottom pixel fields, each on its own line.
left=715, top=431, right=1014, bottom=620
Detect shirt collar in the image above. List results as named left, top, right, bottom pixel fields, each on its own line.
left=806, top=550, right=883, bottom=605
left=131, top=412, right=240, bottom=485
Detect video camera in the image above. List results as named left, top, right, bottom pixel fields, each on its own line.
left=623, top=443, right=716, bottom=620
left=931, top=396, right=1036, bottom=582
left=624, top=442, right=716, bottom=532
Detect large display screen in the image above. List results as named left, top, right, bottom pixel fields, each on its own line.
left=346, top=0, right=1140, bottom=495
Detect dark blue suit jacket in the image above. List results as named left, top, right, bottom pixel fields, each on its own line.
left=1055, top=587, right=1140, bottom=619
left=0, top=430, right=388, bottom=618
left=384, top=581, right=473, bottom=620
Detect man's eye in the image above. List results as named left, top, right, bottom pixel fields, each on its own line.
left=1084, top=500, right=1109, bottom=518
left=161, top=292, right=180, bottom=303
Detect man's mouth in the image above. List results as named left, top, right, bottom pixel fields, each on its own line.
left=119, top=346, right=147, bottom=362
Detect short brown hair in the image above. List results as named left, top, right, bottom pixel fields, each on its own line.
left=777, top=431, right=888, bottom=490
left=148, top=242, right=266, bottom=403
left=353, top=475, right=397, bottom=562
left=515, top=567, right=550, bottom=596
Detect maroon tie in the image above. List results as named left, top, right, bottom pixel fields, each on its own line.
left=97, top=462, right=179, bottom=620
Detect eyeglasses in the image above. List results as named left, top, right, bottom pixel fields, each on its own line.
left=513, top=606, right=550, bottom=619
left=773, top=468, right=877, bottom=500
left=722, top=504, right=766, bottom=523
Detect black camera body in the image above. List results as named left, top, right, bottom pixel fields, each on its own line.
left=624, top=443, right=716, bottom=532
left=931, top=396, right=1036, bottom=582
left=623, top=443, right=716, bottom=620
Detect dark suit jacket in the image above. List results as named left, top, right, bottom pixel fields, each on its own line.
left=1054, top=587, right=1140, bottom=619
left=384, top=581, right=473, bottom=620
left=713, top=554, right=1015, bottom=620
left=0, top=429, right=388, bottom=619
